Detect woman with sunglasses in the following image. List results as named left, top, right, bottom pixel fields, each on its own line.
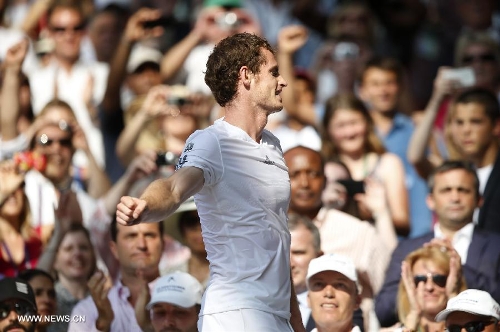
left=396, top=246, right=467, bottom=332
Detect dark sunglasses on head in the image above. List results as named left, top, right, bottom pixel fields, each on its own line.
left=38, top=134, right=72, bottom=148
left=413, top=273, right=447, bottom=288
left=447, top=320, right=496, bottom=332
left=0, top=302, right=35, bottom=319
left=50, top=24, right=85, bottom=33
left=462, top=53, right=496, bottom=65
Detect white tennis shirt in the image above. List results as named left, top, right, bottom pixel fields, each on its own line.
left=177, top=118, right=292, bottom=319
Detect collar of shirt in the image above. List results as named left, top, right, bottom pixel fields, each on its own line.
left=116, top=278, right=157, bottom=302
left=434, top=223, right=474, bottom=264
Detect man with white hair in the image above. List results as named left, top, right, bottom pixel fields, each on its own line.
left=147, top=271, right=203, bottom=332
left=307, top=254, right=362, bottom=332
left=436, top=289, right=500, bottom=332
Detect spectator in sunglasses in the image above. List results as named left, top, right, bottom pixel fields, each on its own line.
left=0, top=277, right=37, bottom=332
left=436, top=289, right=500, bottom=332
left=396, top=246, right=467, bottom=332
left=376, top=161, right=500, bottom=327
left=454, top=31, right=500, bottom=94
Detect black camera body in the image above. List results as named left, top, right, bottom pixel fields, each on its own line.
left=156, top=152, right=179, bottom=166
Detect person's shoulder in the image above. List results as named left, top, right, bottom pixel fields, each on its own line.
left=472, top=227, right=500, bottom=244
left=396, top=232, right=433, bottom=250
left=324, top=208, right=365, bottom=225
left=380, top=152, right=404, bottom=168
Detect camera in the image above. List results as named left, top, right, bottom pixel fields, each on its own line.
left=167, top=85, right=192, bottom=106
left=441, top=67, right=476, bottom=87
left=215, top=12, right=240, bottom=30
left=156, top=151, right=179, bottom=166
left=332, top=42, right=359, bottom=61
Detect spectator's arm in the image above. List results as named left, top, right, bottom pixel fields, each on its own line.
left=102, top=8, right=163, bottom=115
left=1, top=39, right=28, bottom=141
left=380, top=153, right=410, bottom=237
left=102, top=150, right=157, bottom=215
left=20, top=0, right=52, bottom=38
left=362, top=177, right=398, bottom=251
left=407, top=67, right=457, bottom=179
left=70, top=122, right=111, bottom=198
left=277, top=25, right=316, bottom=127
left=115, top=85, right=177, bottom=166
left=160, top=7, right=221, bottom=82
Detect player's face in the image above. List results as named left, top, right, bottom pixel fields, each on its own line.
left=251, top=49, right=288, bottom=115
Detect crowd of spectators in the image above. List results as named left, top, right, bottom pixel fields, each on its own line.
left=0, top=0, right=500, bottom=331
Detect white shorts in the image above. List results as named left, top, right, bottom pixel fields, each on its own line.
left=198, top=309, right=293, bottom=332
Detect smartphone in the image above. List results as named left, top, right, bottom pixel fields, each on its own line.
left=142, top=16, right=175, bottom=29
left=441, top=67, right=476, bottom=87
left=336, top=179, right=365, bottom=196
left=332, top=42, right=359, bottom=61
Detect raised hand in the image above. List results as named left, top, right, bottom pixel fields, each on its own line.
left=4, top=38, right=29, bottom=70
left=123, top=150, right=158, bottom=184
left=401, top=261, right=424, bottom=329
left=116, top=196, right=148, bottom=226
left=134, top=269, right=152, bottom=331
left=88, top=270, right=114, bottom=332
left=0, top=160, right=25, bottom=203
left=140, top=85, right=181, bottom=118
left=278, top=25, right=308, bottom=55
left=124, top=8, right=164, bottom=43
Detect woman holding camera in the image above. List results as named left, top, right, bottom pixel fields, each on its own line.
left=321, top=93, right=409, bottom=236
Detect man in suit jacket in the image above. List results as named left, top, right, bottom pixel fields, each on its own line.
left=375, top=160, right=500, bottom=327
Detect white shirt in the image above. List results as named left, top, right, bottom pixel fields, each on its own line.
left=434, top=223, right=474, bottom=264
left=179, top=118, right=292, bottom=319
left=297, top=290, right=311, bottom=328
left=28, top=60, right=109, bottom=168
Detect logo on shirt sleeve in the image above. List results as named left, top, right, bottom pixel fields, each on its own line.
left=175, top=155, right=188, bottom=170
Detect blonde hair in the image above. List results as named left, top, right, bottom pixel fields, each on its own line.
left=321, top=93, right=385, bottom=160
left=0, top=192, right=35, bottom=242
left=397, top=247, right=467, bottom=328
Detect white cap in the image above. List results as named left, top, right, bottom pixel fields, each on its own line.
left=306, top=254, right=360, bottom=292
left=146, top=271, right=203, bottom=309
left=127, top=45, right=162, bottom=74
left=435, top=289, right=500, bottom=322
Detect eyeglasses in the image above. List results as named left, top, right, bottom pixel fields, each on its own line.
left=50, top=24, right=85, bottom=34
left=413, top=273, right=447, bottom=288
left=446, top=320, right=496, bottom=332
left=0, top=302, right=35, bottom=320
left=38, top=134, right=72, bottom=148
left=461, top=53, right=496, bottom=65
